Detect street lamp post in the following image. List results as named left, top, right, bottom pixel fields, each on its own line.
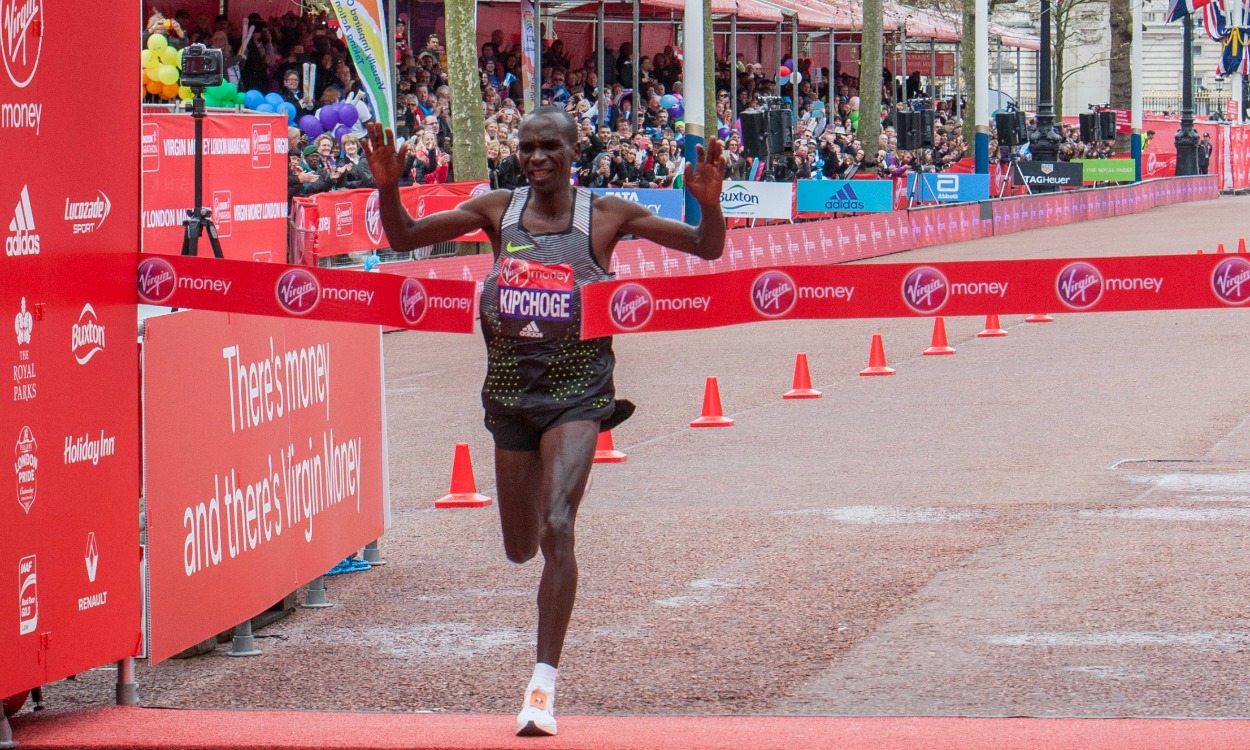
left=1029, top=0, right=1062, bottom=176
left=1174, top=12, right=1200, bottom=175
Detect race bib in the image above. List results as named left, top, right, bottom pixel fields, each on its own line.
left=497, top=257, right=576, bottom=323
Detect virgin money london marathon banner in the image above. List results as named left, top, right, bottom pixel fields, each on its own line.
left=796, top=180, right=895, bottom=213
left=142, top=112, right=287, bottom=262
left=581, top=253, right=1249, bottom=338
left=144, top=310, right=385, bottom=664
left=1013, top=161, right=1084, bottom=189
left=2, top=0, right=143, bottom=700
left=719, top=180, right=794, bottom=219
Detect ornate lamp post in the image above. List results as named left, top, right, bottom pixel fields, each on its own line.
left=1029, top=0, right=1063, bottom=176
left=1174, top=13, right=1200, bottom=175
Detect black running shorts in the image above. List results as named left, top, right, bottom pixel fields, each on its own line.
left=484, top=399, right=616, bottom=452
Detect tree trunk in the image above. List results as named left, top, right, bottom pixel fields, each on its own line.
left=960, top=0, right=976, bottom=146
left=1054, top=38, right=1065, bottom=119
left=445, top=0, right=487, bottom=183
left=705, top=0, right=717, bottom=135
left=1108, top=0, right=1132, bottom=152
left=860, top=0, right=883, bottom=165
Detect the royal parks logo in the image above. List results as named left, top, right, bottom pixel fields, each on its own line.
left=901, top=266, right=949, bottom=314
left=608, top=283, right=653, bottom=331
left=1211, top=256, right=1250, bottom=306
left=275, top=268, right=321, bottom=315
left=399, top=278, right=427, bottom=325
left=1055, top=261, right=1104, bottom=310
left=136, top=256, right=177, bottom=304
left=750, top=270, right=797, bottom=318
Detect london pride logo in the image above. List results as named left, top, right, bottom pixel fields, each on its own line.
left=1212, top=256, right=1250, bottom=305
left=275, top=268, right=321, bottom=315
left=1055, top=261, right=1104, bottom=310
left=751, top=270, right=797, bottom=318
left=136, top=256, right=177, bottom=304
left=608, top=283, right=653, bottom=331
left=901, top=266, right=949, bottom=314
left=399, top=278, right=427, bottom=324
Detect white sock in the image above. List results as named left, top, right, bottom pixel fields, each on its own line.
left=529, top=662, right=558, bottom=694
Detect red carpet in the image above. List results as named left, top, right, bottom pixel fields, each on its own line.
left=10, top=707, right=1250, bottom=750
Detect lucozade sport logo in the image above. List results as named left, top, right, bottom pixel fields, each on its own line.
left=1055, top=262, right=1104, bottom=310
left=1, top=0, right=42, bottom=88
left=137, top=257, right=177, bottom=303
left=399, top=278, right=427, bottom=324
left=608, top=284, right=653, bottom=331
left=901, top=266, right=949, bottom=314
left=275, top=268, right=321, bottom=315
left=1211, top=257, right=1250, bottom=305
left=750, top=270, right=797, bottom=318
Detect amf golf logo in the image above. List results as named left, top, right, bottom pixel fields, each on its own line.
left=1211, top=256, right=1250, bottom=305
left=750, top=270, right=797, bottom=318
left=901, top=266, right=949, bottom=314
left=399, top=278, right=427, bottom=324
left=608, top=283, right=653, bottom=331
left=275, top=268, right=321, bottom=315
left=1055, top=262, right=1104, bottom=310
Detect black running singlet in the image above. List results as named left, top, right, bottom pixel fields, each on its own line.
left=479, top=187, right=616, bottom=414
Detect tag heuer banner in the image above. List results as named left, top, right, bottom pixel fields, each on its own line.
left=329, top=0, right=395, bottom=132
left=1014, top=161, right=1085, bottom=188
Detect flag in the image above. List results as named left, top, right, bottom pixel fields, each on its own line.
left=327, top=0, right=395, bottom=132
left=1168, top=0, right=1215, bottom=22
left=1201, top=0, right=1227, bottom=39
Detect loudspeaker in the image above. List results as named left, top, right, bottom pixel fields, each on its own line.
left=740, top=110, right=770, bottom=158
left=894, top=111, right=922, bottom=150
left=995, top=112, right=1017, bottom=147
left=919, top=109, right=935, bottom=148
left=1098, top=110, right=1117, bottom=140
left=768, top=109, right=794, bottom=153
left=1079, top=112, right=1097, bottom=143
left=1016, top=111, right=1027, bottom=143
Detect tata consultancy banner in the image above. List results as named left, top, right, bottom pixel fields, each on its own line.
left=720, top=181, right=793, bottom=219
left=2, top=0, right=143, bottom=700
left=1077, top=159, right=1137, bottom=183
left=907, top=172, right=991, bottom=203
left=1014, top=161, right=1084, bottom=189
left=796, top=180, right=895, bottom=213
left=591, top=188, right=684, bottom=220
left=142, top=112, right=288, bottom=262
left=144, top=310, right=386, bottom=664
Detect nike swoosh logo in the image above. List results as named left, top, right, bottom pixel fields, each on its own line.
left=506, top=242, right=535, bottom=254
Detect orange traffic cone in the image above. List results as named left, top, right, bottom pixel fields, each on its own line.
left=859, top=333, right=895, bottom=376
left=782, top=353, right=822, bottom=399
left=435, top=443, right=492, bottom=508
left=1238, top=237, right=1247, bottom=254
left=1024, top=313, right=1054, bottom=323
left=593, top=430, right=627, bottom=463
left=1218, top=242, right=1227, bottom=254
left=923, top=317, right=956, bottom=355
left=691, top=376, right=734, bottom=427
left=977, top=314, right=1008, bottom=338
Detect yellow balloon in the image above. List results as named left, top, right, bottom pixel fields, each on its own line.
left=157, top=64, right=179, bottom=86
left=146, top=33, right=168, bottom=52
left=159, top=46, right=180, bottom=66
left=178, top=86, right=194, bottom=101
left=141, top=49, right=155, bottom=68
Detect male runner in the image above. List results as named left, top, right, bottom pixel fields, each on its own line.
left=364, top=106, right=725, bottom=736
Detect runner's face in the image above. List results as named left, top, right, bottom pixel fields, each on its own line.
left=517, top=116, right=575, bottom=190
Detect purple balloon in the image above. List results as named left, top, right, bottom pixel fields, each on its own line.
left=783, top=58, right=794, bottom=70
left=337, top=102, right=359, bottom=128
left=717, top=127, right=730, bottom=140
left=333, top=123, right=350, bottom=140
left=318, top=105, right=339, bottom=131
left=668, top=105, right=684, bottom=120
left=299, top=114, right=323, bottom=138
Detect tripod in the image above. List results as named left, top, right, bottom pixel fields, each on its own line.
left=181, top=89, right=225, bottom=259
left=997, top=151, right=1031, bottom=198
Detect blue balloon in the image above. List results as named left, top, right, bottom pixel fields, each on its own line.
left=255, top=102, right=277, bottom=113
left=336, top=102, right=359, bottom=128
left=279, top=101, right=297, bottom=123
left=660, top=94, right=678, bottom=109
left=244, top=89, right=265, bottom=110
left=319, top=105, right=339, bottom=131
left=264, top=92, right=284, bottom=108
left=299, top=114, right=323, bottom=138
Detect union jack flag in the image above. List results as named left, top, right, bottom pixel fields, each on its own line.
left=1168, top=0, right=1215, bottom=23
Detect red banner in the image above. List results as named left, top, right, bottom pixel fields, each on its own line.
left=2, top=2, right=143, bottom=699
left=582, top=253, right=1250, bottom=338
left=887, top=52, right=956, bottom=77
left=1230, top=126, right=1250, bottom=191
left=292, top=181, right=491, bottom=264
left=142, top=112, right=288, bottom=263
left=137, top=255, right=478, bottom=333
left=143, top=310, right=386, bottom=664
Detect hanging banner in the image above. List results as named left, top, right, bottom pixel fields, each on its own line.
left=520, top=0, right=538, bottom=113
left=328, top=0, right=395, bottom=132
left=719, top=180, right=794, bottom=219
left=581, top=253, right=1248, bottom=338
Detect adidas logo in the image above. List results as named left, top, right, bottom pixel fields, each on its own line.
left=519, top=321, right=543, bottom=338
left=822, top=182, right=867, bottom=212
left=6, top=185, right=40, bottom=257
left=835, top=184, right=858, bottom=201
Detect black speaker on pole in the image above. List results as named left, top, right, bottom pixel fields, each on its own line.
left=1016, top=111, right=1027, bottom=144
left=768, top=109, right=794, bottom=152
left=1079, top=112, right=1097, bottom=142
left=894, top=111, right=922, bottom=150
left=920, top=109, right=935, bottom=148
left=995, top=112, right=1017, bottom=147
left=1098, top=110, right=1117, bottom=140
left=740, top=110, right=770, bottom=158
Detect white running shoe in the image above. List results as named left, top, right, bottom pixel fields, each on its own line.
left=516, top=686, right=557, bottom=737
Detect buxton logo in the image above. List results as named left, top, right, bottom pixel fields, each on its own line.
left=751, top=270, right=797, bottom=318
left=1211, top=256, right=1250, bottom=306
left=901, top=266, right=949, bottom=314
left=1, top=0, right=42, bottom=89
left=136, top=257, right=177, bottom=303
left=1055, top=261, right=1104, bottom=310
left=365, top=190, right=382, bottom=244
left=720, top=188, right=760, bottom=211
left=608, top=283, right=653, bottom=331
left=275, top=268, right=321, bottom=315
left=399, top=278, right=427, bottom=324
left=71, top=303, right=106, bottom=365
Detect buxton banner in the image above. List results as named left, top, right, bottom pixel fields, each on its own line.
left=144, top=310, right=385, bottom=664
left=142, top=112, right=288, bottom=263
left=581, top=253, right=1250, bottom=338
left=719, top=180, right=794, bottom=219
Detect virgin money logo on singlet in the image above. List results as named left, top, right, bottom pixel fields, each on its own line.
left=365, top=191, right=383, bottom=244
left=750, top=270, right=797, bottom=318
left=497, top=257, right=575, bottom=322
left=275, top=268, right=321, bottom=315
left=1211, top=257, right=1250, bottom=305
left=399, top=278, right=427, bottom=324
left=2, top=0, right=42, bottom=88
left=137, top=257, right=177, bottom=304
left=1055, top=262, right=1103, bottom=310
left=901, top=266, right=949, bottom=314
left=608, top=283, right=653, bottom=331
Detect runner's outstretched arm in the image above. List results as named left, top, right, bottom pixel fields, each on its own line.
left=362, top=122, right=502, bottom=252
left=614, top=139, right=726, bottom=260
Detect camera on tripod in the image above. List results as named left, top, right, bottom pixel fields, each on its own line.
left=179, top=43, right=225, bottom=89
